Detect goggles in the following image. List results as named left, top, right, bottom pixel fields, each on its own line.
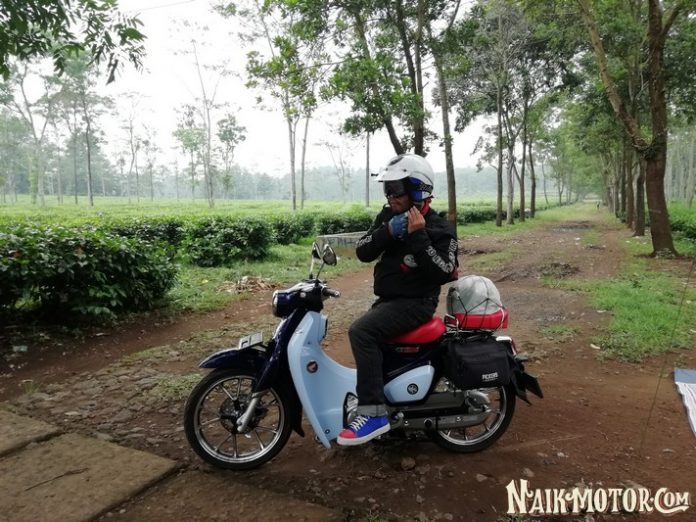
left=383, top=180, right=408, bottom=199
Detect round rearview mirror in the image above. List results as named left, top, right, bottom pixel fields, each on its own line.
left=322, top=245, right=337, bottom=266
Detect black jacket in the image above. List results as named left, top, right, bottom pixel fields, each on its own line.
left=356, top=205, right=458, bottom=299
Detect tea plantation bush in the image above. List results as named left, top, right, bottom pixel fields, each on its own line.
left=184, top=217, right=272, bottom=266
left=314, top=210, right=373, bottom=235
left=108, top=217, right=187, bottom=246
left=0, top=225, right=176, bottom=320
left=269, top=215, right=306, bottom=245
left=669, top=204, right=696, bottom=241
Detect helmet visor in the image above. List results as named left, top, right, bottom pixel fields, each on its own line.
left=383, top=180, right=408, bottom=198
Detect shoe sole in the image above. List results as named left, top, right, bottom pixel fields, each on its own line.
left=336, top=423, right=390, bottom=446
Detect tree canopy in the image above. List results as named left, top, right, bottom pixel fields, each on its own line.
left=0, top=0, right=145, bottom=83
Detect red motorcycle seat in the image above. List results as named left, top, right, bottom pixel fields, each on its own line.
left=388, top=317, right=446, bottom=345
left=454, top=308, right=508, bottom=330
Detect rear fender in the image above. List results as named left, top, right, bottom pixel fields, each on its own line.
left=494, top=337, right=544, bottom=403
left=507, top=353, right=544, bottom=404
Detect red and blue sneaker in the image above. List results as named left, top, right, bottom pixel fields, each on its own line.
left=337, top=414, right=390, bottom=446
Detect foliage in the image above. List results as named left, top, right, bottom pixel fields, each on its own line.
left=268, top=214, right=306, bottom=245
left=184, top=216, right=272, bottom=266
left=107, top=218, right=187, bottom=247
left=0, top=0, right=145, bottom=83
left=668, top=203, right=696, bottom=241
left=168, top=239, right=365, bottom=314
left=0, top=224, right=176, bottom=320
left=585, top=265, right=696, bottom=361
left=313, top=209, right=373, bottom=235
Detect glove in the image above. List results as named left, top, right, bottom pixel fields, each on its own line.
left=388, top=212, right=408, bottom=240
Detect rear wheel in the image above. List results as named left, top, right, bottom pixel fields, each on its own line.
left=429, top=383, right=516, bottom=453
left=184, top=369, right=292, bottom=470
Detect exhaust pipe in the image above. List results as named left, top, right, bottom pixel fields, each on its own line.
left=402, top=411, right=490, bottom=431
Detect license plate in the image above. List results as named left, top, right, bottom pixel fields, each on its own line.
left=237, top=332, right=263, bottom=350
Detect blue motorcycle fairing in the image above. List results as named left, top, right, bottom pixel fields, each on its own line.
left=287, top=311, right=357, bottom=448
left=256, top=311, right=307, bottom=391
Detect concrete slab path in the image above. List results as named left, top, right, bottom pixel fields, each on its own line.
left=0, top=430, right=177, bottom=522
left=0, top=409, right=61, bottom=457
left=105, top=470, right=345, bottom=521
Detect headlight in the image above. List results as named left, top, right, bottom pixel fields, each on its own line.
left=271, top=290, right=295, bottom=317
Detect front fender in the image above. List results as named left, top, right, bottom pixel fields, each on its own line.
left=199, top=346, right=267, bottom=373
left=199, top=346, right=305, bottom=438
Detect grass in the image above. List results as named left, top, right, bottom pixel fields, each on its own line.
left=556, top=258, right=696, bottom=361
left=168, top=238, right=365, bottom=313
left=539, top=325, right=578, bottom=341
left=466, top=250, right=517, bottom=273
left=0, top=196, right=375, bottom=222
left=581, top=229, right=601, bottom=248
left=149, top=373, right=205, bottom=401
left=457, top=202, right=597, bottom=239
left=535, top=207, right=696, bottom=361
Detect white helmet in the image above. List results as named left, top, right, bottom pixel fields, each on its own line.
left=376, top=154, right=434, bottom=201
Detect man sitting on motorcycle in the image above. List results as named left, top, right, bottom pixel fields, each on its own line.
left=337, top=154, right=459, bottom=446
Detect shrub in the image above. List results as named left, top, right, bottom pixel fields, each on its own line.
left=0, top=225, right=177, bottom=320
left=457, top=207, right=498, bottom=224
left=314, top=210, right=372, bottom=235
left=294, top=212, right=318, bottom=237
left=108, top=218, right=187, bottom=246
left=269, top=215, right=305, bottom=245
left=669, top=204, right=696, bottom=241
left=185, top=217, right=272, bottom=266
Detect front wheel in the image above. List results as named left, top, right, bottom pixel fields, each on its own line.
left=184, top=369, right=292, bottom=470
left=429, top=383, right=516, bottom=453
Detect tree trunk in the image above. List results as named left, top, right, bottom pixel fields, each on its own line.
left=528, top=140, right=536, bottom=217
left=286, top=116, right=297, bottom=210
left=541, top=160, right=549, bottom=206
left=635, top=157, right=646, bottom=236
left=496, top=88, right=503, bottom=227
left=190, top=151, right=195, bottom=201
left=85, top=127, right=94, bottom=207
left=365, top=132, right=370, bottom=207
left=625, top=147, right=635, bottom=229
left=300, top=115, right=310, bottom=210
left=433, top=46, right=457, bottom=231
left=687, top=138, right=696, bottom=207
left=394, top=0, right=424, bottom=155
left=577, top=0, right=677, bottom=255
left=506, top=150, right=515, bottom=225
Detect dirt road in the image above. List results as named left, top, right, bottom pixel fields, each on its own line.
left=2, top=208, right=696, bottom=521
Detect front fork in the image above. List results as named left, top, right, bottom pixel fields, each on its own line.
left=236, top=394, right=262, bottom=432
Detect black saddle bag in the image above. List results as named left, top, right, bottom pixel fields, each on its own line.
left=444, top=336, right=512, bottom=389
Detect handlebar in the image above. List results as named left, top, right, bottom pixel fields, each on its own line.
left=321, top=287, right=341, bottom=298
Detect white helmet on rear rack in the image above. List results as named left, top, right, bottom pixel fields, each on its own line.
left=376, top=154, right=434, bottom=201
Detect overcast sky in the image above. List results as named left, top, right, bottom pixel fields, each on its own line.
left=105, top=0, right=484, bottom=177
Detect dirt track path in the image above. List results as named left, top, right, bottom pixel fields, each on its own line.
left=3, top=208, right=696, bottom=521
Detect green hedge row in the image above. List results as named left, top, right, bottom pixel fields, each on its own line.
left=456, top=206, right=546, bottom=224
left=0, top=225, right=176, bottom=321
left=669, top=204, right=696, bottom=241
left=0, top=210, right=375, bottom=319
left=100, top=210, right=374, bottom=263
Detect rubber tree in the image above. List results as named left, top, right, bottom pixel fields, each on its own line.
left=576, top=0, right=696, bottom=255
left=217, top=0, right=324, bottom=210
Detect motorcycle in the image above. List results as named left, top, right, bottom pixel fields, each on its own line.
left=183, top=243, right=543, bottom=470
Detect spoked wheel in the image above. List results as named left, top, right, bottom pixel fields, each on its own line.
left=429, top=383, right=516, bottom=453
left=184, top=369, right=292, bottom=470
